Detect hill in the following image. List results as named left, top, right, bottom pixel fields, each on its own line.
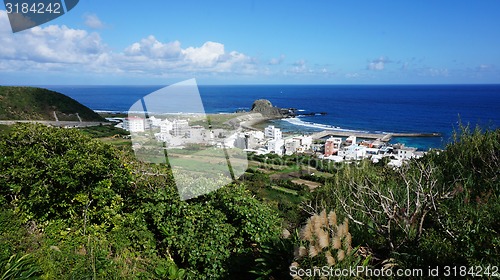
left=0, top=86, right=105, bottom=122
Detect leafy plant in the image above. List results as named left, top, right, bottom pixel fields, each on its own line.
left=0, top=254, right=41, bottom=280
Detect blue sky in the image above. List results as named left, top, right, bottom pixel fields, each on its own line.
left=1, top=0, right=499, bottom=85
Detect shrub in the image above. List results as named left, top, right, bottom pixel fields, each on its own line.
left=0, top=123, right=131, bottom=226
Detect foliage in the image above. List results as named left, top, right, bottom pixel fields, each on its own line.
left=78, top=125, right=129, bottom=139
left=251, top=237, right=296, bottom=280
left=0, top=123, right=131, bottom=225
left=1, top=121, right=497, bottom=278
left=306, top=126, right=500, bottom=271
left=0, top=86, right=105, bottom=122
left=117, top=157, right=283, bottom=278
left=0, top=254, right=41, bottom=280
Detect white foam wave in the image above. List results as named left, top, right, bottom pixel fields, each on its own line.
left=283, top=117, right=370, bottom=133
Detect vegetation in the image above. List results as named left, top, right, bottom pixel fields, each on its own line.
left=0, top=123, right=281, bottom=279
left=0, top=122, right=498, bottom=279
left=0, top=86, right=105, bottom=122
left=308, top=125, right=499, bottom=274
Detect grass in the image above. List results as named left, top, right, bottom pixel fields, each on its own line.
left=0, top=124, right=11, bottom=135
left=270, top=186, right=299, bottom=195
left=0, top=86, right=105, bottom=122
left=77, top=125, right=129, bottom=138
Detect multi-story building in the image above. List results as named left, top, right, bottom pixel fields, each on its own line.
left=172, top=119, right=190, bottom=137
left=124, top=116, right=145, bottom=132
left=324, top=137, right=342, bottom=156
left=264, top=125, right=282, bottom=140
left=267, top=138, right=284, bottom=155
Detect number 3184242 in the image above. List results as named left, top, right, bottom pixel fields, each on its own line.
left=5, top=2, right=62, bottom=14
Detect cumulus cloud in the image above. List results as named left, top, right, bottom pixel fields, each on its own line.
left=120, top=37, right=255, bottom=74
left=269, top=54, right=285, bottom=65
left=0, top=11, right=257, bottom=77
left=0, top=11, right=107, bottom=71
left=475, top=64, right=495, bottom=72
left=83, top=13, right=105, bottom=29
left=124, top=36, right=182, bottom=59
left=287, top=59, right=309, bottom=74
left=368, top=56, right=391, bottom=71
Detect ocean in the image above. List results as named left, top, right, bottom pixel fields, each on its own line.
left=45, top=84, right=500, bottom=150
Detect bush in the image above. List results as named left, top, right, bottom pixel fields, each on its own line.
left=306, top=127, right=499, bottom=270
left=0, top=123, right=131, bottom=225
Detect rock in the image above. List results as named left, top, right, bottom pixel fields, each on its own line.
left=250, top=99, right=284, bottom=117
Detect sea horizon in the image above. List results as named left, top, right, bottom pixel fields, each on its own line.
left=42, top=84, right=500, bottom=150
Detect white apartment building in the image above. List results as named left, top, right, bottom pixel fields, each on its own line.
left=264, top=125, right=282, bottom=140
left=124, top=116, right=145, bottom=132
left=172, top=119, right=189, bottom=137
left=267, top=138, right=284, bottom=155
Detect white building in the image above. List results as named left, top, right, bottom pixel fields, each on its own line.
left=264, top=125, right=282, bottom=140
left=284, top=138, right=300, bottom=155
left=160, top=119, right=173, bottom=134
left=234, top=131, right=262, bottom=150
left=148, top=116, right=163, bottom=127
left=124, top=116, right=145, bottom=132
left=338, top=145, right=366, bottom=161
left=172, top=119, right=189, bottom=137
left=397, top=147, right=418, bottom=160
left=284, top=135, right=313, bottom=155
left=295, top=135, right=312, bottom=150
left=346, top=135, right=357, bottom=146
left=267, top=138, right=284, bottom=155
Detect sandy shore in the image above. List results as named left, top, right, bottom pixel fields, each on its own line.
left=225, top=113, right=275, bottom=130
left=240, top=117, right=273, bottom=130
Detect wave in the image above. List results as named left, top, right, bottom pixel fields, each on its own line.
left=282, top=117, right=370, bottom=133
left=94, top=110, right=129, bottom=114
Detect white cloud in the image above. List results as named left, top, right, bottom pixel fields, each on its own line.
left=83, top=13, right=104, bottom=29
left=0, top=11, right=107, bottom=71
left=287, top=59, right=309, bottom=74
left=0, top=10, right=257, bottom=77
left=119, top=37, right=255, bottom=75
left=476, top=64, right=495, bottom=72
left=368, top=56, right=390, bottom=71
left=417, top=67, right=449, bottom=77
left=269, top=54, right=285, bottom=65
left=124, top=35, right=182, bottom=59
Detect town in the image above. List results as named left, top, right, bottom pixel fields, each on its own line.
left=117, top=113, right=426, bottom=168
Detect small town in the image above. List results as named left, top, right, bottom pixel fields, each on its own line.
left=118, top=113, right=426, bottom=168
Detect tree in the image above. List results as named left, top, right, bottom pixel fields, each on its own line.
left=0, top=123, right=131, bottom=226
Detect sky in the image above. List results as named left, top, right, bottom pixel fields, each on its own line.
left=1, top=0, right=499, bottom=85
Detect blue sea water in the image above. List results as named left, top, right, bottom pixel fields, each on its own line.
left=45, top=84, right=500, bottom=150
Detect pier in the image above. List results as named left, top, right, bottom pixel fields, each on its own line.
left=311, top=130, right=441, bottom=142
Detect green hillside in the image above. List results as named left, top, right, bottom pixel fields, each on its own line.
left=0, top=86, right=105, bottom=122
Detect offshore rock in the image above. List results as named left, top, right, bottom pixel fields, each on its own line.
left=250, top=99, right=286, bottom=117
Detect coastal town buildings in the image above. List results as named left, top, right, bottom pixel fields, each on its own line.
left=234, top=131, right=265, bottom=150
left=324, top=137, right=342, bottom=156
left=172, top=119, right=190, bottom=137
left=267, top=138, right=285, bottom=155
left=264, top=125, right=282, bottom=140
left=396, top=146, right=418, bottom=160
left=284, top=135, right=313, bottom=155
left=123, top=116, right=145, bottom=132
left=119, top=115, right=423, bottom=167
